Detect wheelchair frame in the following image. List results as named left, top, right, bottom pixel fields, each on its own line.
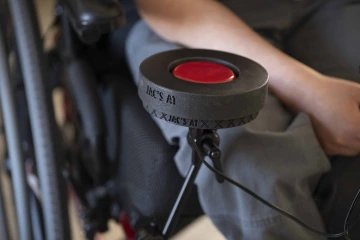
left=0, top=0, right=205, bottom=239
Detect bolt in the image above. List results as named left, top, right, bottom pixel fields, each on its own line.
left=210, top=151, right=220, bottom=158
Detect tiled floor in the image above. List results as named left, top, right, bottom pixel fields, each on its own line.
left=0, top=1, right=225, bottom=239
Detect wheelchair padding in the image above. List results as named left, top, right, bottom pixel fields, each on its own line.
left=138, top=49, right=268, bottom=129
left=111, top=73, right=203, bottom=221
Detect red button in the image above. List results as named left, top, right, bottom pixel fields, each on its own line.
left=172, top=61, right=236, bottom=84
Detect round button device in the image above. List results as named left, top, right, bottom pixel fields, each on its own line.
left=138, top=49, right=268, bottom=129
left=172, top=61, right=236, bottom=84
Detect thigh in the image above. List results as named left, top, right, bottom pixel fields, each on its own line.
left=286, top=0, right=360, bottom=82
left=125, top=20, right=181, bottom=85
left=126, top=20, right=329, bottom=240
left=286, top=1, right=360, bottom=238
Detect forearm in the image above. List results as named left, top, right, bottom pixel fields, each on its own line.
left=136, top=0, right=322, bottom=112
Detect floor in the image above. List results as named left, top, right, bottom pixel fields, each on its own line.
left=0, top=1, right=225, bottom=239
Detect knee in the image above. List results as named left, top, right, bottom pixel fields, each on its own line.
left=125, top=20, right=150, bottom=81
left=125, top=20, right=181, bottom=83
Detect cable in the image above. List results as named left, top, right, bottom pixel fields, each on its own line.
left=344, top=189, right=360, bottom=240
left=189, top=134, right=360, bottom=239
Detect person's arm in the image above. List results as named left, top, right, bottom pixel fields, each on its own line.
left=136, top=0, right=316, bottom=109
left=135, top=0, right=360, bottom=156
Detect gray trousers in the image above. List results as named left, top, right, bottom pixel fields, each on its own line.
left=125, top=0, right=360, bottom=239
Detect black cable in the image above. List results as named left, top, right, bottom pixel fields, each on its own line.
left=189, top=134, right=360, bottom=239
left=344, top=189, right=360, bottom=240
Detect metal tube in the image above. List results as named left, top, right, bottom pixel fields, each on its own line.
left=30, top=190, right=45, bottom=240
left=8, top=0, right=71, bottom=238
left=162, top=128, right=203, bottom=237
left=0, top=22, right=31, bottom=240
